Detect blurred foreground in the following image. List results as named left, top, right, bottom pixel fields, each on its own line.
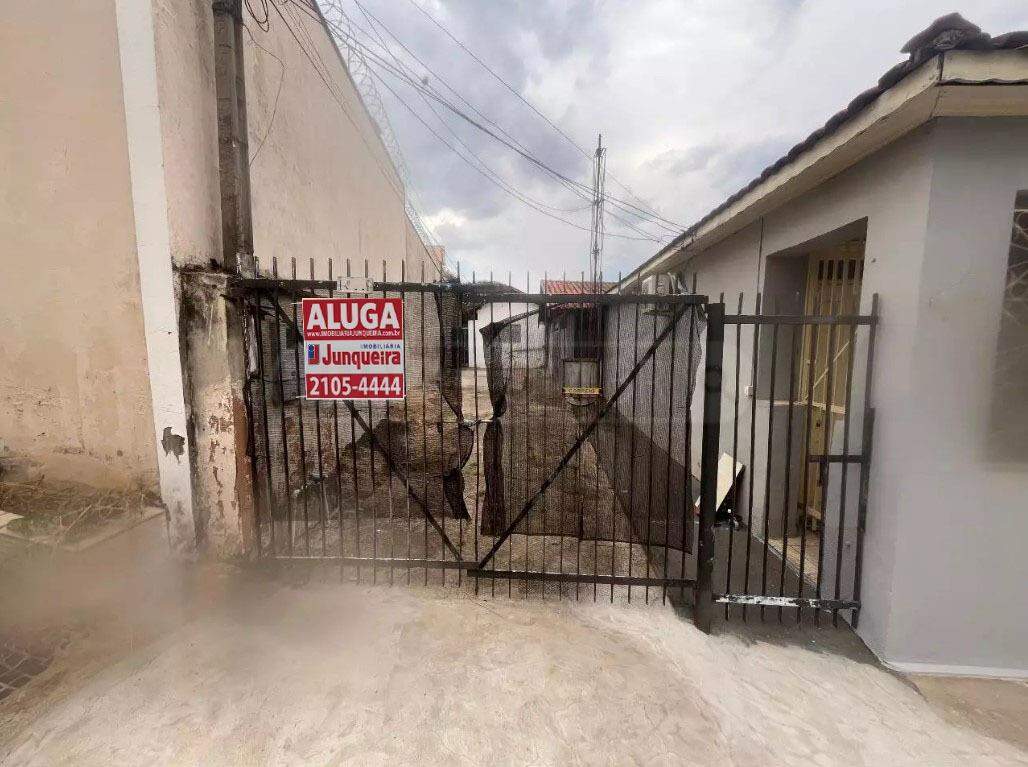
left=0, top=535, right=1025, bottom=765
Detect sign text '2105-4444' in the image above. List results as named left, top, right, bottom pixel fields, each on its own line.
left=300, top=297, right=405, bottom=401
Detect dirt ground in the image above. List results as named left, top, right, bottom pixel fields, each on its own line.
left=2, top=370, right=1025, bottom=765
left=0, top=555, right=1026, bottom=766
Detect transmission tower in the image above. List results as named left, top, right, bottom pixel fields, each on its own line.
left=587, top=134, right=607, bottom=290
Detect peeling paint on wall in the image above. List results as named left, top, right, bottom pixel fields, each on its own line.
left=161, top=427, right=186, bottom=459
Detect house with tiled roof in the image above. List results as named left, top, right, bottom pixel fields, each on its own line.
left=622, top=13, right=1028, bottom=677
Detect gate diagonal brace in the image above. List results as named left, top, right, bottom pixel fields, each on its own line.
left=476, top=301, right=692, bottom=570
left=343, top=399, right=463, bottom=562
left=249, top=287, right=463, bottom=561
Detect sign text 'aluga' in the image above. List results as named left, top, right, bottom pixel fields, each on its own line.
left=301, top=297, right=405, bottom=400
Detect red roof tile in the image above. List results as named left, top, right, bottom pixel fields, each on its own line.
left=541, top=279, right=617, bottom=295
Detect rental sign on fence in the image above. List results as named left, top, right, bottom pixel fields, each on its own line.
left=301, top=297, right=405, bottom=400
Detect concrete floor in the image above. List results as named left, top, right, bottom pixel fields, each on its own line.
left=1, top=565, right=1026, bottom=766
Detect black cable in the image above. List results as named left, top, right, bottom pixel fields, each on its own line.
left=355, top=4, right=597, bottom=220
left=242, top=22, right=285, bottom=168
left=402, top=0, right=684, bottom=228
left=327, top=17, right=668, bottom=241
left=370, top=69, right=659, bottom=242
left=245, top=0, right=271, bottom=32
left=283, top=0, right=321, bottom=22
left=266, top=0, right=406, bottom=199
left=352, top=1, right=672, bottom=242
left=331, top=16, right=679, bottom=237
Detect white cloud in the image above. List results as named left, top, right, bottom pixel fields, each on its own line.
left=346, top=0, right=1027, bottom=284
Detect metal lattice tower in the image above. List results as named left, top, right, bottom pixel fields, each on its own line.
left=587, top=134, right=607, bottom=290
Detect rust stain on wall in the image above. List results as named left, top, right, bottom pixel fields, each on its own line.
left=232, top=394, right=256, bottom=555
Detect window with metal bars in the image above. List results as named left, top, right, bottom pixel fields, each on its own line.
left=988, top=190, right=1028, bottom=461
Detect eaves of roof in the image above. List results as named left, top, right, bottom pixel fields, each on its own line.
left=618, top=14, right=1028, bottom=290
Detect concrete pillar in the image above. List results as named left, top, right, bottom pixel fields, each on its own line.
left=178, top=270, right=255, bottom=557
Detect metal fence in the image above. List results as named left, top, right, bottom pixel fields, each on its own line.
left=236, top=263, right=878, bottom=632
left=700, top=292, right=879, bottom=629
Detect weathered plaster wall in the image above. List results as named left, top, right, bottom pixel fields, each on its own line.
left=0, top=0, right=157, bottom=489
left=150, top=2, right=440, bottom=555
left=153, top=0, right=223, bottom=269
left=153, top=2, right=442, bottom=279
left=246, top=4, right=419, bottom=280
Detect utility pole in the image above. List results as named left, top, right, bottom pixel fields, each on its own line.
left=173, top=0, right=258, bottom=556
left=587, top=134, right=607, bottom=291
left=212, top=0, right=255, bottom=275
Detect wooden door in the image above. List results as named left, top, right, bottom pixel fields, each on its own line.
left=798, top=241, right=864, bottom=528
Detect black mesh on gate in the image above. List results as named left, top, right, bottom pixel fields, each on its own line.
left=480, top=298, right=704, bottom=553
left=247, top=278, right=473, bottom=559
left=433, top=285, right=475, bottom=519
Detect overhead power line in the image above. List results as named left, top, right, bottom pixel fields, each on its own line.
left=323, top=13, right=669, bottom=241
left=355, top=2, right=590, bottom=217
left=261, top=0, right=405, bottom=201
left=402, top=0, right=686, bottom=230
left=258, top=0, right=676, bottom=249
left=351, top=1, right=669, bottom=241
left=272, top=0, right=445, bottom=267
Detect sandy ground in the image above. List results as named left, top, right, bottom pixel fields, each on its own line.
left=1, top=566, right=1026, bottom=767
left=2, top=370, right=1025, bottom=765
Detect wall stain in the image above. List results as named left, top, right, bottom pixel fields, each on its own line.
left=161, top=427, right=186, bottom=460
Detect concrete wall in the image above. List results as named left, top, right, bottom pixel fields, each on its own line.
left=681, top=118, right=1028, bottom=674
left=0, top=0, right=157, bottom=489
left=885, top=118, right=1028, bottom=674
left=147, top=2, right=441, bottom=554
left=153, top=1, right=437, bottom=279
left=469, top=303, right=542, bottom=370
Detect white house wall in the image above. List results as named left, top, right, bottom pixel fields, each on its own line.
left=886, top=118, right=1028, bottom=675
left=682, top=118, right=1028, bottom=673
left=683, top=123, right=949, bottom=669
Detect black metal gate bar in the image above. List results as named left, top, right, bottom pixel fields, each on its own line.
left=468, top=570, right=695, bottom=588
left=705, top=295, right=880, bottom=626
left=796, top=293, right=817, bottom=620
left=694, top=302, right=725, bottom=633
left=777, top=319, right=800, bottom=622
left=852, top=293, right=880, bottom=628
left=714, top=594, right=858, bottom=610
left=475, top=298, right=695, bottom=571
left=238, top=269, right=880, bottom=633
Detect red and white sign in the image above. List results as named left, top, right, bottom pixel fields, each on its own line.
left=301, top=297, right=405, bottom=400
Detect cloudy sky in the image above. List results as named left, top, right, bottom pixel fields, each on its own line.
left=334, top=0, right=1025, bottom=282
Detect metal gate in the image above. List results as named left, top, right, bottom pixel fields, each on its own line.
left=236, top=260, right=878, bottom=633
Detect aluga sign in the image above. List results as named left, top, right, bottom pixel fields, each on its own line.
left=300, top=297, right=405, bottom=400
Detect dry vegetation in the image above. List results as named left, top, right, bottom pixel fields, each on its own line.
left=0, top=478, right=155, bottom=544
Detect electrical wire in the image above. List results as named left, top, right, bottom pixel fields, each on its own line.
left=262, top=0, right=406, bottom=200
left=294, top=0, right=445, bottom=257
left=402, top=0, right=685, bottom=230
left=242, top=22, right=285, bottom=168
left=245, top=0, right=445, bottom=271
left=370, top=71, right=659, bottom=241
left=325, top=14, right=668, bottom=241
left=354, top=4, right=600, bottom=219
left=352, top=1, right=670, bottom=243
left=253, top=0, right=664, bottom=250
left=245, top=0, right=271, bottom=32
left=330, top=14, right=679, bottom=237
